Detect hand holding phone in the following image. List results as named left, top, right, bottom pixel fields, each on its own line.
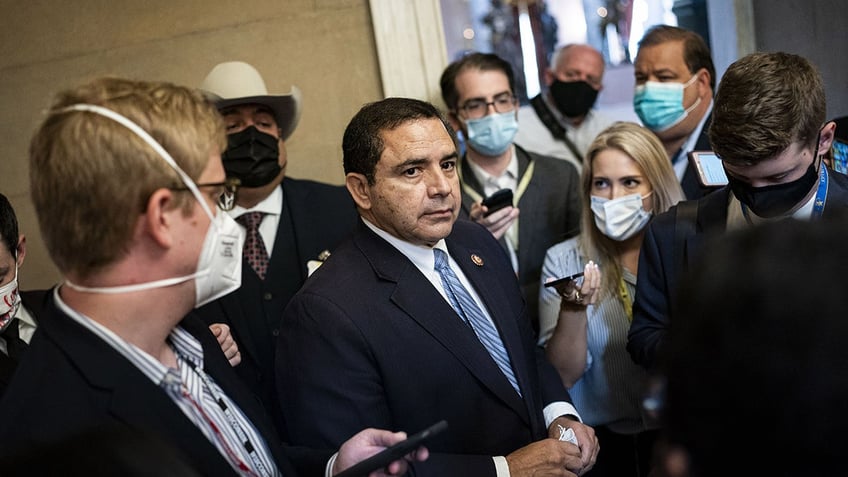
left=543, top=272, right=585, bottom=288
left=481, top=188, right=514, bottom=216
left=335, top=420, right=448, bottom=477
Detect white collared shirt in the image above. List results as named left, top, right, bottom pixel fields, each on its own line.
left=230, top=184, right=282, bottom=257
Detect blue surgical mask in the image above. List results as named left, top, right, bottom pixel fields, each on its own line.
left=634, top=75, right=701, bottom=132
left=463, top=111, right=518, bottom=156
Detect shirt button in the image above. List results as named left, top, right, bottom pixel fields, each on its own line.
left=272, top=329, right=280, bottom=337
left=263, top=292, right=273, bottom=301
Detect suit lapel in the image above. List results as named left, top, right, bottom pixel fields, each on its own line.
left=355, top=225, right=529, bottom=422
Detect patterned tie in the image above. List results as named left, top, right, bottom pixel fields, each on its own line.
left=236, top=212, right=270, bottom=280
left=433, top=249, right=520, bottom=395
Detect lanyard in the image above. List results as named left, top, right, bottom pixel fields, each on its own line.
left=618, top=277, right=633, bottom=322
left=459, top=158, right=536, bottom=250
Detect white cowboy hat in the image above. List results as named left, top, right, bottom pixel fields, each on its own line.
left=200, top=61, right=302, bottom=140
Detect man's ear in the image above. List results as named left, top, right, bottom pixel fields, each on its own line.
left=819, top=121, right=836, bottom=154
left=144, top=188, right=178, bottom=249
left=696, top=67, right=712, bottom=95
left=447, top=110, right=464, bottom=135
left=345, top=173, right=372, bottom=211
left=15, top=234, right=26, bottom=268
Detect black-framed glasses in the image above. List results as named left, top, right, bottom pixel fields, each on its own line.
left=458, top=92, right=517, bottom=119
left=171, top=177, right=241, bottom=212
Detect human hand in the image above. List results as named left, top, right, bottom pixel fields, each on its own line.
left=209, top=323, right=241, bottom=367
left=547, top=261, right=601, bottom=307
left=548, top=416, right=599, bottom=475
left=334, top=428, right=429, bottom=476
left=505, top=437, right=583, bottom=477
left=470, top=201, right=519, bottom=240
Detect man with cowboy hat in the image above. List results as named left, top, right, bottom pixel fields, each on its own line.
left=194, top=61, right=358, bottom=438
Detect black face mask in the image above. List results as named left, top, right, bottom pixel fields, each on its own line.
left=549, top=80, right=599, bottom=118
left=728, top=150, right=820, bottom=219
left=222, top=126, right=282, bottom=188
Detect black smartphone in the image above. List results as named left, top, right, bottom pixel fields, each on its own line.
left=543, top=271, right=585, bottom=288
left=335, top=420, right=448, bottom=477
left=688, top=150, right=728, bottom=187
left=481, top=188, right=514, bottom=216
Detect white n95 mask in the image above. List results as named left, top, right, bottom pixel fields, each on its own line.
left=59, top=104, right=244, bottom=308
left=591, top=192, right=653, bottom=241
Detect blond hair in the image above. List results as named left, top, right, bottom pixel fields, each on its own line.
left=579, top=121, right=684, bottom=295
left=29, top=76, right=226, bottom=278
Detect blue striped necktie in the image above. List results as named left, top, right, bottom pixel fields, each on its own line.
left=433, top=248, right=520, bottom=395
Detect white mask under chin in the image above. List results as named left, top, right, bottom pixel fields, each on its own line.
left=58, top=103, right=244, bottom=308
left=591, top=192, right=653, bottom=241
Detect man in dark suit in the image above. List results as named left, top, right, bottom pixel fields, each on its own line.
left=632, top=25, right=716, bottom=199
left=0, top=77, right=424, bottom=476
left=194, top=61, right=359, bottom=436
left=276, top=97, right=599, bottom=476
left=628, top=52, right=848, bottom=370
left=0, top=193, right=240, bottom=397
left=438, top=52, right=581, bottom=336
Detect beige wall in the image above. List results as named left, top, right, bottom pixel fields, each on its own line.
left=0, top=0, right=385, bottom=288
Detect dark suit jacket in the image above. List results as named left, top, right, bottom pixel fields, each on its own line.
left=194, top=177, right=358, bottom=438
left=0, top=289, right=50, bottom=396
left=276, top=219, right=573, bottom=476
left=0, top=297, right=329, bottom=476
left=458, top=145, right=581, bottom=335
left=628, top=168, right=848, bottom=370
left=680, top=113, right=715, bottom=199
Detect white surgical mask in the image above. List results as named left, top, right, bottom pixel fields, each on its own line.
left=591, top=192, right=653, bottom=241
left=0, top=266, right=21, bottom=331
left=59, top=104, right=244, bottom=308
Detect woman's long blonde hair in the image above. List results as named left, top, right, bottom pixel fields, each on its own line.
left=578, top=121, right=685, bottom=296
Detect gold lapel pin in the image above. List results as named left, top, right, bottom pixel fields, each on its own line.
left=471, top=254, right=484, bottom=266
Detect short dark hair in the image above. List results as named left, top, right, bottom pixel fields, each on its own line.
left=342, top=97, right=457, bottom=184
left=709, top=52, right=826, bottom=166
left=439, top=52, right=516, bottom=111
left=638, top=25, right=715, bottom=90
left=0, top=193, right=19, bottom=259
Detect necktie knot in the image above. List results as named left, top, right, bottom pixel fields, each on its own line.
left=237, top=211, right=265, bottom=230
left=433, top=248, right=449, bottom=272
left=237, top=212, right=270, bottom=280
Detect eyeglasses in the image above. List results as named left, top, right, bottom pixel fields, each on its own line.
left=458, top=92, right=517, bottom=119
left=171, top=177, right=241, bottom=212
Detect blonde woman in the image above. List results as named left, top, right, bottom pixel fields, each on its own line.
left=539, top=121, right=684, bottom=477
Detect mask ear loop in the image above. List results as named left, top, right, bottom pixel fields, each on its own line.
left=53, top=104, right=216, bottom=222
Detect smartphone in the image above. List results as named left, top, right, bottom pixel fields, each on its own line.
left=543, top=271, right=585, bottom=288
left=689, top=151, right=728, bottom=187
left=481, top=188, right=514, bottom=216
left=335, top=420, right=448, bottom=477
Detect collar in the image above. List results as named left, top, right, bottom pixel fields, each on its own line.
left=465, top=147, right=519, bottom=194
left=361, top=218, right=447, bottom=272
left=673, top=100, right=714, bottom=166
left=230, top=183, right=282, bottom=219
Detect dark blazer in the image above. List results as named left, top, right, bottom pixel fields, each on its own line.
left=0, top=289, right=50, bottom=396
left=194, top=177, right=358, bottom=437
left=628, top=168, right=848, bottom=370
left=276, top=219, right=573, bottom=476
left=458, top=145, right=581, bottom=334
left=680, top=113, right=715, bottom=200
left=0, top=297, right=329, bottom=476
